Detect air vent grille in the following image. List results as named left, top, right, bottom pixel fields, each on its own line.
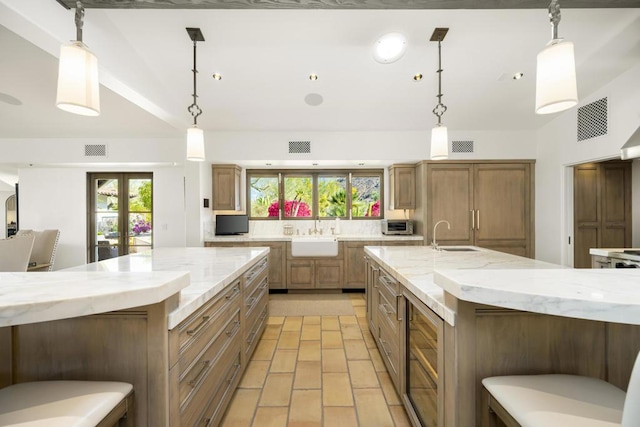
left=289, top=141, right=311, bottom=154
left=578, top=97, right=608, bottom=142
left=452, top=140, right=474, bottom=153
left=84, top=144, right=107, bottom=157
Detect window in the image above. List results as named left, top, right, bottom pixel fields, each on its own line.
left=246, top=169, right=383, bottom=220
left=88, top=173, right=153, bottom=262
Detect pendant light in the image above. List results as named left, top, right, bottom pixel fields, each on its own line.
left=186, top=27, right=206, bottom=162
left=535, top=0, right=578, bottom=114
left=56, top=1, right=100, bottom=116
left=430, top=28, right=449, bottom=161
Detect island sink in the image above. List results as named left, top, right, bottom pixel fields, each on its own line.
left=291, top=236, right=339, bottom=257
left=439, top=247, right=478, bottom=252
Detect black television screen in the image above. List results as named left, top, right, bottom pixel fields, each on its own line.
left=215, top=214, right=249, bottom=235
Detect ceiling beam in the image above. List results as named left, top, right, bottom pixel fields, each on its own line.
left=54, top=0, right=640, bottom=10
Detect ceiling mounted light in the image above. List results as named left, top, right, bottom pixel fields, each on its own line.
left=212, top=73, right=222, bottom=80
left=309, top=74, right=318, bottom=81
left=413, top=73, right=423, bottom=81
left=430, top=28, right=450, bottom=161
left=535, top=0, right=578, bottom=114
left=56, top=1, right=100, bottom=116
left=186, top=27, right=205, bottom=162
left=373, top=32, right=407, bottom=64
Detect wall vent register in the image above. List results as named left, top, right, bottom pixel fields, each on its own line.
left=577, top=97, right=608, bottom=142
left=84, top=144, right=107, bottom=157
left=289, top=141, right=311, bottom=154
left=451, top=140, right=474, bottom=153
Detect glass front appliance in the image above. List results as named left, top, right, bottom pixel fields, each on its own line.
left=406, top=293, right=443, bottom=426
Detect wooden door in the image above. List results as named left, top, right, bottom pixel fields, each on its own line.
left=474, top=163, right=531, bottom=257
left=574, top=161, right=632, bottom=268
left=426, top=164, right=474, bottom=246
left=287, top=260, right=314, bottom=289
left=316, top=260, right=343, bottom=289
left=345, top=241, right=379, bottom=288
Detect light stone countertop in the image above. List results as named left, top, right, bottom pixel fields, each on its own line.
left=63, top=247, right=270, bottom=329
left=0, top=270, right=189, bottom=327
left=364, top=245, right=564, bottom=326
left=589, top=248, right=640, bottom=262
left=205, top=234, right=423, bottom=242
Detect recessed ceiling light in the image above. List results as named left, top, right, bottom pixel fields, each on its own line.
left=373, top=32, right=407, bottom=64
left=309, top=74, right=318, bottom=81
left=512, top=72, right=524, bottom=80
left=413, top=73, right=423, bottom=81
left=212, top=73, right=222, bottom=80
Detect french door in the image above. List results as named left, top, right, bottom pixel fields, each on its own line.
left=88, top=173, right=153, bottom=262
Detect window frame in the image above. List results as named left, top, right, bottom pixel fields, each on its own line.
left=246, top=168, right=384, bottom=220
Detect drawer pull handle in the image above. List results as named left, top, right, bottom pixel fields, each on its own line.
left=382, top=304, right=392, bottom=315
left=380, top=339, right=391, bottom=356
left=396, top=295, right=403, bottom=322
left=187, top=316, right=211, bottom=336
left=225, top=286, right=240, bottom=300
left=246, top=297, right=256, bottom=308
left=226, top=320, right=240, bottom=337
left=188, top=359, right=210, bottom=386
left=227, top=362, right=241, bottom=385
left=246, top=330, right=257, bottom=345
left=203, top=418, right=212, bottom=426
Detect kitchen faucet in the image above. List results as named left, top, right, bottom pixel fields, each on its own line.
left=432, top=220, right=451, bottom=250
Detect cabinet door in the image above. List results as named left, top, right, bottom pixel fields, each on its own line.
left=389, top=165, right=416, bottom=210
left=427, top=164, right=474, bottom=246
left=474, top=163, right=531, bottom=257
left=287, top=260, right=315, bottom=289
left=316, top=260, right=343, bottom=289
left=266, top=242, right=286, bottom=289
left=212, top=165, right=241, bottom=211
left=345, top=241, right=379, bottom=288
left=574, top=164, right=600, bottom=268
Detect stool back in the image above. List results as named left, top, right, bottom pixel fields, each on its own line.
left=622, top=350, right=640, bottom=426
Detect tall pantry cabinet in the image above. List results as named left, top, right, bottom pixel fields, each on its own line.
left=414, top=161, right=535, bottom=258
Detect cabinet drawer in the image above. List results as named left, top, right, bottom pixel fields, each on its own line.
left=245, top=303, right=268, bottom=360
left=177, top=280, right=241, bottom=352
left=245, top=275, right=268, bottom=320
left=244, top=257, right=268, bottom=289
left=179, top=309, right=241, bottom=415
left=378, top=269, right=400, bottom=296
left=197, top=350, right=243, bottom=427
left=377, top=283, right=400, bottom=334
left=377, top=318, right=400, bottom=387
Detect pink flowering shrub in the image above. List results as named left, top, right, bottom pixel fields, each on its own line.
left=365, top=200, right=380, bottom=217
left=268, top=200, right=311, bottom=217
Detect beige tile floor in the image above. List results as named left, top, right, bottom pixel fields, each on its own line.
left=221, top=293, right=412, bottom=427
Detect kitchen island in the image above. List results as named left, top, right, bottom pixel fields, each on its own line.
left=364, top=245, right=640, bottom=427
left=0, top=246, right=269, bottom=426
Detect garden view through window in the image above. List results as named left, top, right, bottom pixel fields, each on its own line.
left=247, top=170, right=382, bottom=220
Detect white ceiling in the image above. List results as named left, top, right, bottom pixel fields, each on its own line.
left=0, top=1, right=638, bottom=172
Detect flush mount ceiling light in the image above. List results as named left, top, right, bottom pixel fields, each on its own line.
left=513, top=72, right=524, bottom=80
left=373, top=32, right=407, bottom=64
left=309, top=74, right=318, bottom=81
left=186, top=27, right=205, bottom=162
left=212, top=73, right=222, bottom=80
left=56, top=1, right=100, bottom=116
left=413, top=73, right=423, bottom=81
left=535, top=0, right=578, bottom=114
left=430, top=27, right=450, bottom=161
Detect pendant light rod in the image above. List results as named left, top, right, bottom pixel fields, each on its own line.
left=186, top=27, right=204, bottom=126
left=549, top=0, right=561, bottom=40
left=74, top=1, right=84, bottom=42
left=430, top=27, right=449, bottom=127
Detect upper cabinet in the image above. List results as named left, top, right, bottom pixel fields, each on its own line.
left=212, top=165, right=241, bottom=211
left=388, top=164, right=416, bottom=210
left=418, top=161, right=534, bottom=258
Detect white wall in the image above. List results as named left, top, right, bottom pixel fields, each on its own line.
left=536, top=62, right=640, bottom=265
left=0, top=191, right=15, bottom=238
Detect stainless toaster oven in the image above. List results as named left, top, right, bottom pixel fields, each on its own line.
left=381, top=219, right=413, bottom=235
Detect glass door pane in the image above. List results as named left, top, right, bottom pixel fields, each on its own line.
left=408, top=303, right=439, bottom=426
left=94, top=178, right=120, bottom=261
left=128, top=178, right=152, bottom=253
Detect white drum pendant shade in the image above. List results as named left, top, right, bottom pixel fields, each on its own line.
left=535, top=40, right=578, bottom=115
left=430, top=125, right=448, bottom=160
left=186, top=126, right=205, bottom=161
left=56, top=41, right=100, bottom=116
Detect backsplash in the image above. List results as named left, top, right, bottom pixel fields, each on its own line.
left=249, top=219, right=382, bottom=236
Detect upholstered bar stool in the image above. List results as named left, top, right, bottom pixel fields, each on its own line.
left=481, top=351, right=640, bottom=427
left=0, top=381, right=133, bottom=427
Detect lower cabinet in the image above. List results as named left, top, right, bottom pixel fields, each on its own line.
left=366, top=257, right=445, bottom=427
left=169, top=255, right=269, bottom=427
left=286, top=242, right=344, bottom=289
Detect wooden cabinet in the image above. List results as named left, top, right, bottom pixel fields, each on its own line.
left=206, top=241, right=286, bottom=290
left=389, top=164, right=416, bottom=210
left=212, top=164, right=241, bottom=211
left=241, top=257, right=269, bottom=366
left=375, top=267, right=404, bottom=392
left=286, top=242, right=344, bottom=289
left=423, top=161, right=534, bottom=258
left=574, top=161, right=632, bottom=268
left=591, top=255, right=613, bottom=268
left=345, top=240, right=379, bottom=289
